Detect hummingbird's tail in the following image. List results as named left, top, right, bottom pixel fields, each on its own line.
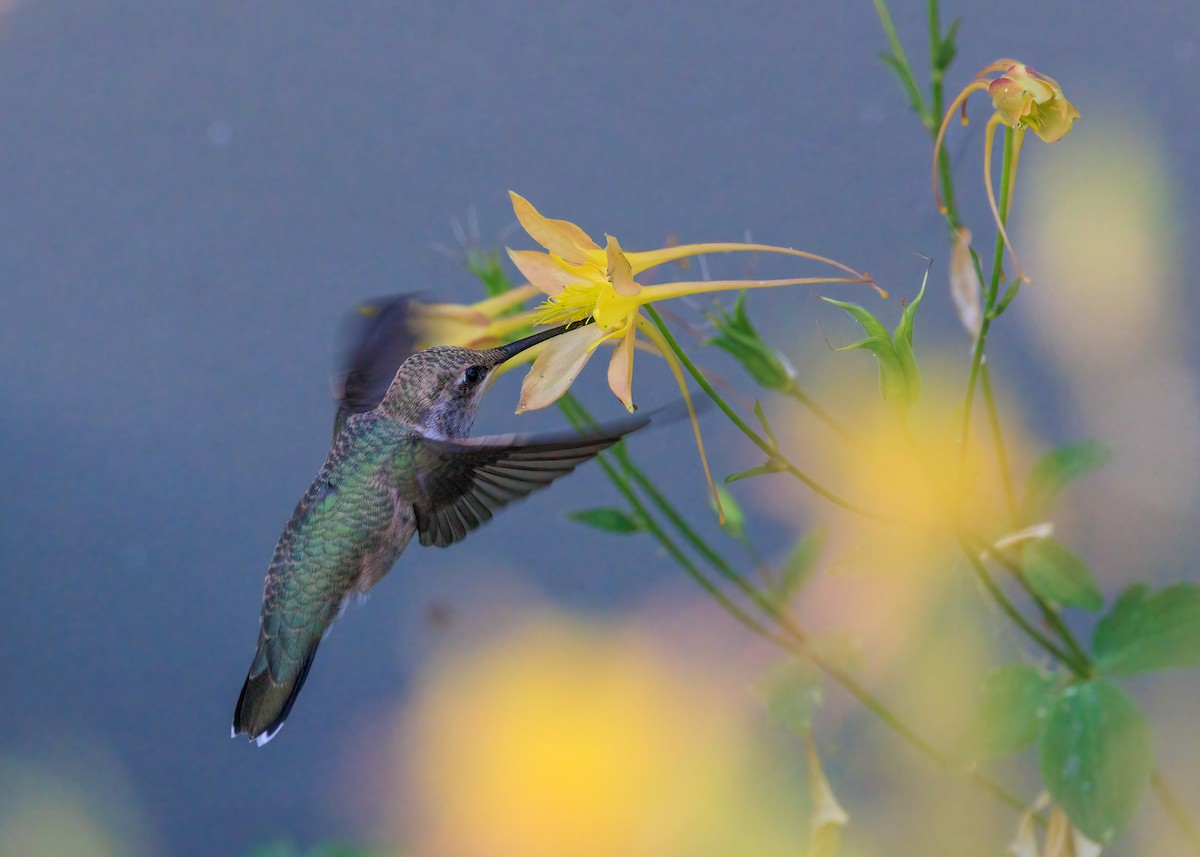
left=231, top=641, right=321, bottom=747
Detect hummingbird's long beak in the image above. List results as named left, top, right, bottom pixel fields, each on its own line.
left=495, top=317, right=597, bottom=363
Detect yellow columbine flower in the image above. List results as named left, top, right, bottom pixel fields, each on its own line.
left=402, top=285, right=541, bottom=351
left=506, top=191, right=879, bottom=517
left=933, top=59, right=1080, bottom=282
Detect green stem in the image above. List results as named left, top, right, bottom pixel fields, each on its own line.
left=959, top=125, right=1015, bottom=464
left=643, top=306, right=894, bottom=522
left=979, top=364, right=1019, bottom=525
left=927, top=1, right=958, bottom=223
left=564, top=394, right=1029, bottom=815
left=980, top=540, right=1096, bottom=675
left=1153, top=771, right=1200, bottom=855
left=781, top=379, right=858, bottom=445
left=558, top=395, right=789, bottom=648
left=957, top=535, right=1086, bottom=672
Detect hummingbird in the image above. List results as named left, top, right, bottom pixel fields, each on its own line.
left=232, top=306, right=643, bottom=746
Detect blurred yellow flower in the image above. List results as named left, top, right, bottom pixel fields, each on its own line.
left=389, top=612, right=802, bottom=857
left=507, top=191, right=879, bottom=516
left=401, top=284, right=540, bottom=350
left=932, top=59, right=1080, bottom=282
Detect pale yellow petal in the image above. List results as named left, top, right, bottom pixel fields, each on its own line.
left=949, top=226, right=982, bottom=340
left=806, top=736, right=850, bottom=857
left=606, top=324, right=637, bottom=412
left=472, top=283, right=540, bottom=316
left=509, top=191, right=600, bottom=265
left=640, top=276, right=879, bottom=302
left=623, top=242, right=869, bottom=281
left=516, top=323, right=608, bottom=413
left=506, top=249, right=578, bottom=296
left=605, top=234, right=640, bottom=296
left=983, top=113, right=1030, bottom=283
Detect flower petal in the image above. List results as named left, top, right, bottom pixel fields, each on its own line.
left=516, top=323, right=608, bottom=413
left=640, top=276, right=879, bottom=302
left=472, top=283, right=541, bottom=316
left=605, top=234, right=640, bottom=296
left=623, top=242, right=869, bottom=281
left=606, top=324, right=637, bottom=412
left=509, top=191, right=600, bottom=265
left=506, top=249, right=578, bottom=296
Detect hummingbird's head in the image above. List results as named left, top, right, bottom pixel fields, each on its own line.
left=379, top=319, right=592, bottom=439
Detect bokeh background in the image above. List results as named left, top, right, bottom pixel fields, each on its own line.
left=2, top=1, right=1198, bottom=854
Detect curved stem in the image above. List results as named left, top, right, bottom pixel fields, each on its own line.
left=643, top=306, right=895, bottom=522
left=958, top=535, right=1087, bottom=674
left=959, top=124, right=1015, bottom=466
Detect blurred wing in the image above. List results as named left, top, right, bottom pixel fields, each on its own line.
left=405, top=420, right=648, bottom=548
left=331, top=294, right=419, bottom=436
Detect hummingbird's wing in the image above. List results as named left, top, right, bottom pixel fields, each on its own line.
left=404, top=421, right=648, bottom=548
left=331, top=295, right=419, bottom=437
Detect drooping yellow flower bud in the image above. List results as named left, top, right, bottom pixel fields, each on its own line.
left=983, top=61, right=1079, bottom=143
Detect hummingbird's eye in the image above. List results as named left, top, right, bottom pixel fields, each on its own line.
left=462, top=365, right=486, bottom=385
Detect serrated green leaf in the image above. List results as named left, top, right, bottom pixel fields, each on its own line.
left=1020, top=538, right=1104, bottom=611
left=754, top=657, right=824, bottom=736
left=966, top=663, right=1059, bottom=760
left=1022, top=441, right=1112, bottom=521
left=713, top=485, right=746, bottom=539
left=725, top=459, right=786, bottom=483
left=1040, top=679, right=1153, bottom=843
left=1093, top=583, right=1200, bottom=676
left=772, top=528, right=826, bottom=607
left=567, top=508, right=643, bottom=534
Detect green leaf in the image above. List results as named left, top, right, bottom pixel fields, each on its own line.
left=753, top=399, right=779, bottom=448
left=891, top=279, right=925, bottom=409
left=1020, top=538, right=1104, bottom=611
left=935, top=17, right=962, bottom=70
left=966, top=663, right=1059, bottom=760
left=1022, top=440, right=1112, bottom=521
left=821, top=296, right=891, bottom=341
left=705, top=292, right=793, bottom=391
left=877, top=51, right=924, bottom=116
left=1039, top=679, right=1153, bottom=843
left=754, top=657, right=824, bottom=736
left=467, top=249, right=517, bottom=300
left=991, top=275, right=1023, bottom=318
left=725, top=459, right=786, bottom=483
left=1093, top=583, right=1200, bottom=676
left=822, top=292, right=921, bottom=415
left=567, top=508, right=643, bottom=534
left=713, top=485, right=746, bottom=539
left=772, top=528, right=826, bottom=607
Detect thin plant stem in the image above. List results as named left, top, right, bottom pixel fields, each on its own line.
left=957, top=535, right=1087, bottom=674
left=565, top=392, right=1031, bottom=817
left=977, top=538, right=1095, bottom=673
left=781, top=379, right=859, bottom=445
left=642, top=306, right=895, bottom=522
left=557, top=395, right=789, bottom=648
left=979, top=364, right=1019, bottom=524
left=927, top=0, right=958, bottom=223
left=1153, top=771, right=1200, bottom=856
left=959, top=125, right=1015, bottom=464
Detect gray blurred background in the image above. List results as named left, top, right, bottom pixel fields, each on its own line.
left=2, top=1, right=1198, bottom=854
